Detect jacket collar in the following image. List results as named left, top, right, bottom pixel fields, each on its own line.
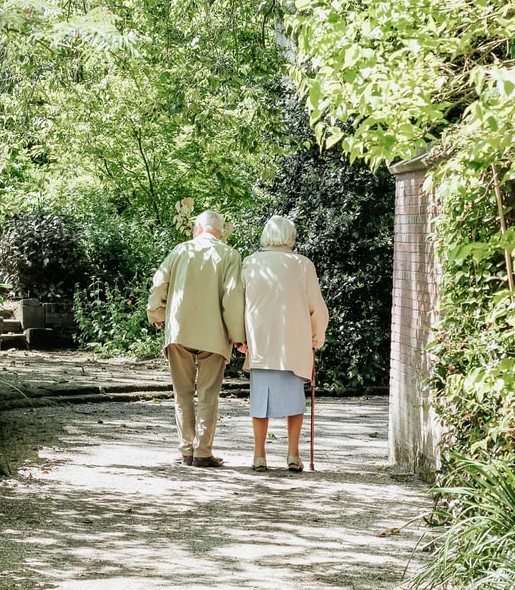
left=263, top=245, right=293, bottom=252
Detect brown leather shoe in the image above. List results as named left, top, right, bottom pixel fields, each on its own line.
left=174, top=454, right=193, bottom=466
left=192, top=456, right=224, bottom=468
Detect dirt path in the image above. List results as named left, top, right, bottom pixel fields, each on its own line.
left=0, top=393, right=431, bottom=590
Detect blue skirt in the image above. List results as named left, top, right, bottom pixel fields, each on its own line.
left=249, top=369, right=306, bottom=418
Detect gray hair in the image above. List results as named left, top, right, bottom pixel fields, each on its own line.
left=194, top=210, right=225, bottom=233
left=260, top=215, right=297, bottom=248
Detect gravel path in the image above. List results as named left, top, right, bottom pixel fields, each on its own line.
left=0, top=390, right=431, bottom=590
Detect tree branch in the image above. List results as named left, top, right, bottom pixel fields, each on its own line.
left=133, top=126, right=161, bottom=223
left=492, top=164, right=515, bottom=292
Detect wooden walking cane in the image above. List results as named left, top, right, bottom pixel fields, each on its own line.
left=309, top=349, right=316, bottom=471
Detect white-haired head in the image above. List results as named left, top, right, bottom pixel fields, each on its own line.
left=194, top=210, right=225, bottom=237
left=260, top=215, right=297, bottom=248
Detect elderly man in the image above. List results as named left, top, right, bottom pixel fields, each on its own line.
left=147, top=210, right=245, bottom=467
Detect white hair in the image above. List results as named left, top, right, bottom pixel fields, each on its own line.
left=194, top=210, right=225, bottom=234
left=260, top=215, right=297, bottom=248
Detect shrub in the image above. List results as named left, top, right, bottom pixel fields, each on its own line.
left=0, top=201, right=175, bottom=358
left=425, top=176, right=515, bottom=481
left=0, top=208, right=85, bottom=301
left=78, top=214, right=170, bottom=288
left=73, top=278, right=164, bottom=359
left=0, top=283, right=10, bottom=305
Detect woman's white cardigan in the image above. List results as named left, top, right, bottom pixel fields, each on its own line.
left=242, top=246, right=329, bottom=381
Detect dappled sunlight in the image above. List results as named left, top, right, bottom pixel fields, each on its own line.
left=0, top=350, right=171, bottom=395
left=1, top=398, right=431, bottom=589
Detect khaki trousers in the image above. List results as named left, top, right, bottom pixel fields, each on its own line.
left=167, top=344, right=226, bottom=459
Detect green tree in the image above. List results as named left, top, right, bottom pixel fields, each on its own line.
left=1, top=0, right=286, bottom=222
left=285, top=0, right=514, bottom=169
left=0, top=0, right=292, bottom=360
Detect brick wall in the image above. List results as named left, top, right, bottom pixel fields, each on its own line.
left=43, top=302, right=76, bottom=341
left=388, top=154, right=441, bottom=480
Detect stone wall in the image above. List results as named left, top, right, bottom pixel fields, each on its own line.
left=2, top=299, right=77, bottom=349
left=388, top=154, right=441, bottom=481
left=43, top=302, right=76, bottom=341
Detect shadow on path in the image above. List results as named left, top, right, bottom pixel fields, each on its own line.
left=0, top=397, right=430, bottom=590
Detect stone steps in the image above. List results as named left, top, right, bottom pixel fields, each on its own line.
left=2, top=319, right=22, bottom=333
left=0, top=314, right=27, bottom=350
left=1, top=299, right=76, bottom=351
left=1, top=333, right=28, bottom=350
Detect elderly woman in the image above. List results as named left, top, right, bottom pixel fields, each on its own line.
left=240, top=215, right=329, bottom=472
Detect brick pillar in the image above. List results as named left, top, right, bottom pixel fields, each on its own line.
left=388, top=154, right=441, bottom=480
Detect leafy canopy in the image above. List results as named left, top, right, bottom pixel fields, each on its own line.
left=0, top=0, right=286, bottom=222
left=285, top=0, right=515, bottom=172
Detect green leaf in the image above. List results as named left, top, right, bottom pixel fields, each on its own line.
left=325, top=127, right=344, bottom=149
left=295, top=0, right=313, bottom=10
left=308, top=80, right=322, bottom=110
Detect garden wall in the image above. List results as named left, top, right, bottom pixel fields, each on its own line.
left=388, top=154, right=441, bottom=481
left=1, top=299, right=76, bottom=350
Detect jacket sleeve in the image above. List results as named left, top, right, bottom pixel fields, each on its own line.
left=221, top=250, right=246, bottom=343
left=146, top=253, right=172, bottom=325
left=306, top=261, right=329, bottom=349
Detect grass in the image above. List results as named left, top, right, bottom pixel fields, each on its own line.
left=411, top=456, right=515, bottom=589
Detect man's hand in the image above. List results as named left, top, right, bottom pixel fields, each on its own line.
left=234, top=342, right=248, bottom=354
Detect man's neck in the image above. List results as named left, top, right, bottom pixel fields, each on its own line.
left=195, top=227, right=221, bottom=239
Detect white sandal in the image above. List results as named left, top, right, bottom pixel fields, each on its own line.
left=252, top=457, right=268, bottom=472
left=287, top=455, right=304, bottom=472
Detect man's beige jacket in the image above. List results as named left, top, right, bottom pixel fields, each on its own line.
left=242, top=246, right=329, bottom=380
left=147, top=232, right=246, bottom=361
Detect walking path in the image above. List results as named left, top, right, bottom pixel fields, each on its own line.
left=0, top=351, right=431, bottom=590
